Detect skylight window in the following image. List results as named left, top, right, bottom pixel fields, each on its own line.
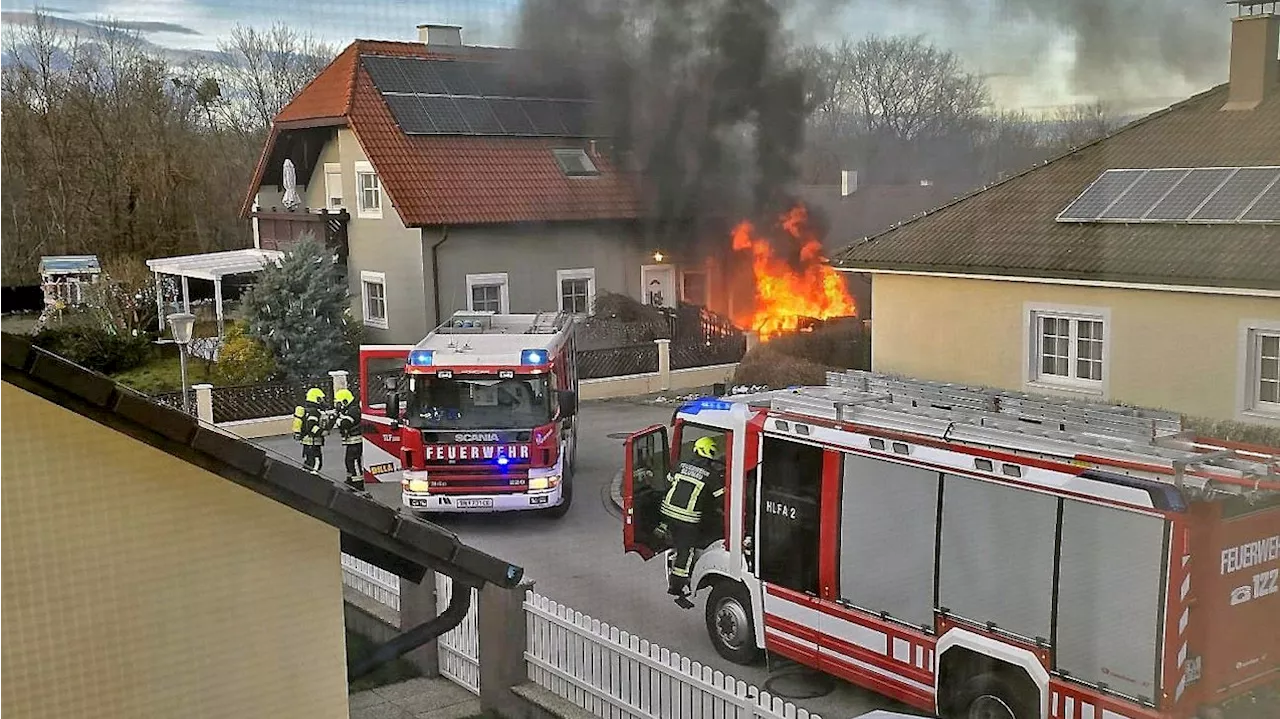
left=553, top=148, right=599, bottom=177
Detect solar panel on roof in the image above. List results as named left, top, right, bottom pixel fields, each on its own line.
left=1143, top=168, right=1234, bottom=221
left=455, top=98, right=505, bottom=135
left=363, top=56, right=416, bottom=94
left=462, top=62, right=513, bottom=97
left=1239, top=178, right=1280, bottom=223
left=521, top=99, right=566, bottom=135
left=1097, top=169, right=1189, bottom=220
left=1190, top=167, right=1280, bottom=221
left=433, top=61, right=480, bottom=96
left=558, top=101, right=591, bottom=137
left=1057, top=169, right=1144, bottom=221
left=418, top=95, right=471, bottom=133
left=397, top=58, right=448, bottom=95
left=383, top=94, right=437, bottom=134
left=489, top=98, right=535, bottom=135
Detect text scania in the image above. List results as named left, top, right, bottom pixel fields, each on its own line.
left=424, top=444, right=531, bottom=461
left=455, top=433, right=500, bottom=442
left=1220, top=534, right=1280, bottom=575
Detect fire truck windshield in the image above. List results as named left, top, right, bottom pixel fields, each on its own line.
left=406, top=375, right=553, bottom=430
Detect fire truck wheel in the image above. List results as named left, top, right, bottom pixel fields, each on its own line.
left=952, top=673, right=1034, bottom=719
left=705, top=581, right=762, bottom=665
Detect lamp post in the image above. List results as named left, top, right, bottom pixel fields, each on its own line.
left=167, top=312, right=196, bottom=415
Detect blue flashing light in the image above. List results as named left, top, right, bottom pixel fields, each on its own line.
left=496, top=456, right=511, bottom=467
left=521, top=348, right=548, bottom=365
left=679, top=397, right=734, bottom=415
left=408, top=349, right=434, bottom=366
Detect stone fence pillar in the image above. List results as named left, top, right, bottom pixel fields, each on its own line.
left=655, top=338, right=672, bottom=391
left=745, top=331, right=760, bottom=354
left=192, top=383, right=214, bottom=424
left=399, top=570, right=440, bottom=678
left=478, top=580, right=535, bottom=716
left=330, top=369, right=349, bottom=396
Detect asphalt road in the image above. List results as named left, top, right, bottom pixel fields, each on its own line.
left=254, top=401, right=917, bottom=719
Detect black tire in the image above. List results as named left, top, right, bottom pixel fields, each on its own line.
left=705, top=581, right=762, bottom=665
left=950, top=673, right=1036, bottom=719
left=541, top=466, right=573, bottom=519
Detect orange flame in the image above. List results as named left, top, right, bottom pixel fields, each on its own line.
left=731, top=204, right=855, bottom=341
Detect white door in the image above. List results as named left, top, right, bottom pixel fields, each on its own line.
left=641, top=264, right=676, bottom=308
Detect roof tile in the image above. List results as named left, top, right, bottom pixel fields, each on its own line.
left=834, top=84, right=1280, bottom=290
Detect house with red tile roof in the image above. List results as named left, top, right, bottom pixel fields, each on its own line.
left=242, top=25, right=687, bottom=344
left=833, top=8, right=1280, bottom=425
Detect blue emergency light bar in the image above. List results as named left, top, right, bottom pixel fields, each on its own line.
left=521, top=349, right=548, bottom=365
left=408, top=349, right=434, bottom=366
left=679, top=398, right=734, bottom=415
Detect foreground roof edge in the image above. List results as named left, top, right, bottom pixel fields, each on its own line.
left=0, top=332, right=523, bottom=590
left=829, top=82, right=1232, bottom=264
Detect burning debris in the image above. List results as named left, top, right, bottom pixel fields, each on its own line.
left=731, top=203, right=855, bottom=340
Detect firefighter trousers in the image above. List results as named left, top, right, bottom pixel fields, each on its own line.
left=666, top=520, right=700, bottom=596
left=343, top=442, right=364, bottom=488
left=302, top=443, right=323, bottom=472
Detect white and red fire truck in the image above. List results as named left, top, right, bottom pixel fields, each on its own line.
left=359, top=311, right=580, bottom=517
left=622, top=370, right=1280, bottom=719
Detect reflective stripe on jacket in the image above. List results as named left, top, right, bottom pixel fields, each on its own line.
left=335, top=405, right=362, bottom=445
left=660, top=457, right=724, bottom=525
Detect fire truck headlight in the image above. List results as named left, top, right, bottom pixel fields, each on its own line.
left=528, top=476, right=560, bottom=491
left=407, top=479, right=430, bottom=493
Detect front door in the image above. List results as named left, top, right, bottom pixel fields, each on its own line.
left=358, top=345, right=412, bottom=481
left=622, top=424, right=671, bottom=560
left=641, top=264, right=676, bottom=308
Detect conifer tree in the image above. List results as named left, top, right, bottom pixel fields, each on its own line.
left=241, top=234, right=352, bottom=380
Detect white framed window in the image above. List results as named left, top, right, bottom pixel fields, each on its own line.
left=1025, top=303, right=1109, bottom=393
left=1238, top=320, right=1280, bottom=422
left=552, top=148, right=599, bottom=177
left=466, top=272, right=509, bottom=314
left=556, top=268, right=595, bottom=314
left=361, top=271, right=388, bottom=329
left=324, top=163, right=343, bottom=210
left=355, top=161, right=382, bottom=219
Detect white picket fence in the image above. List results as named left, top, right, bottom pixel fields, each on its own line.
left=341, top=553, right=400, bottom=612
left=346, top=571, right=820, bottom=719
left=524, top=592, right=822, bottom=719
left=435, top=573, right=481, bottom=694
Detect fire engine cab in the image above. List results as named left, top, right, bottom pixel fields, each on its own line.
left=622, top=370, right=1280, bottom=719
left=360, top=311, right=579, bottom=517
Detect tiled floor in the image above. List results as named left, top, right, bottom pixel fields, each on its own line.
left=349, top=677, right=481, bottom=719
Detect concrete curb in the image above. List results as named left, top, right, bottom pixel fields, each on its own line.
left=609, top=469, right=624, bottom=511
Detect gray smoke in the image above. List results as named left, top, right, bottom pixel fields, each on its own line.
left=513, top=0, right=815, bottom=251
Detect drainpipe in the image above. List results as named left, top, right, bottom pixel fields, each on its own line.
left=430, top=226, right=450, bottom=328
left=347, top=576, right=475, bottom=682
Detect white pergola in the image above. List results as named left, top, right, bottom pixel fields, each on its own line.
left=146, top=249, right=283, bottom=337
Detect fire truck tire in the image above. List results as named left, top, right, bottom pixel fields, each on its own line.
left=541, top=467, right=573, bottom=519
left=951, top=673, right=1035, bottom=719
left=705, top=581, right=762, bottom=665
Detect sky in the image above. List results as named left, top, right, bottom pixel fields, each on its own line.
left=0, top=0, right=1237, bottom=114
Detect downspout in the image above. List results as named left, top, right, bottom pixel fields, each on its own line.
left=430, top=226, right=450, bottom=328
left=347, top=576, right=476, bottom=682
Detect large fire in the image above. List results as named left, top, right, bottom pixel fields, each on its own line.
left=731, top=204, right=855, bottom=340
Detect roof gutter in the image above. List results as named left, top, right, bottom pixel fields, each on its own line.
left=347, top=575, right=475, bottom=682
left=836, top=267, right=1280, bottom=298
left=430, top=227, right=451, bottom=328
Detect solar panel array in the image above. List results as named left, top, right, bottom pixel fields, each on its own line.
left=1056, top=166, right=1280, bottom=224
left=361, top=55, right=597, bottom=137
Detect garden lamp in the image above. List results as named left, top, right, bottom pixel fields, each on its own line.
left=167, top=312, right=196, bottom=415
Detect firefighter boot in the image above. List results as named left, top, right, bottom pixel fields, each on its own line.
left=346, top=474, right=366, bottom=492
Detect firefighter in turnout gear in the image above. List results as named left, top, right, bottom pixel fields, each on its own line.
left=293, top=387, right=330, bottom=473
left=658, top=435, right=726, bottom=608
left=333, top=388, right=364, bottom=490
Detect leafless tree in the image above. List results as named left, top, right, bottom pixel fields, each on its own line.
left=216, top=23, right=336, bottom=129
left=1049, top=101, right=1118, bottom=149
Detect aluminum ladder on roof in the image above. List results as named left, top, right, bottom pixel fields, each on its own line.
left=750, top=373, right=1279, bottom=499
left=526, top=311, right=568, bottom=334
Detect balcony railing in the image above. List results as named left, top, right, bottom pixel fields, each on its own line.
left=251, top=208, right=350, bottom=264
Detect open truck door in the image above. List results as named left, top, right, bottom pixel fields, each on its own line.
left=358, top=345, right=412, bottom=483
left=622, top=424, right=672, bottom=560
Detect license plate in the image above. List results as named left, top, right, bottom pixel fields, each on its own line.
left=409, top=498, right=430, bottom=507
left=369, top=462, right=395, bottom=475
left=457, top=498, right=494, bottom=509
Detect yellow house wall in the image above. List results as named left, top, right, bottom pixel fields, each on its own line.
left=869, top=274, right=1280, bottom=423
left=1, top=384, right=350, bottom=719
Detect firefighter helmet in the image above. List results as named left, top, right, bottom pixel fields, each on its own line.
left=334, top=388, right=354, bottom=407
left=693, top=436, right=722, bottom=460
left=306, top=387, right=326, bottom=404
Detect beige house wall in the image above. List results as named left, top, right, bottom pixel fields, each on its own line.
left=1, top=384, right=350, bottom=719
left=868, top=273, right=1280, bottom=423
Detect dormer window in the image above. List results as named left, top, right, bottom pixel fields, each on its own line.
left=553, top=148, right=598, bottom=177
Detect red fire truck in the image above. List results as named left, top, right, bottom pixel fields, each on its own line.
left=622, top=370, right=1280, bottom=719
left=360, top=311, right=579, bottom=517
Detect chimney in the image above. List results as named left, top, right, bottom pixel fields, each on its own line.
left=1221, top=4, right=1279, bottom=111
left=840, top=170, right=858, bottom=197
left=417, top=24, right=463, bottom=46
